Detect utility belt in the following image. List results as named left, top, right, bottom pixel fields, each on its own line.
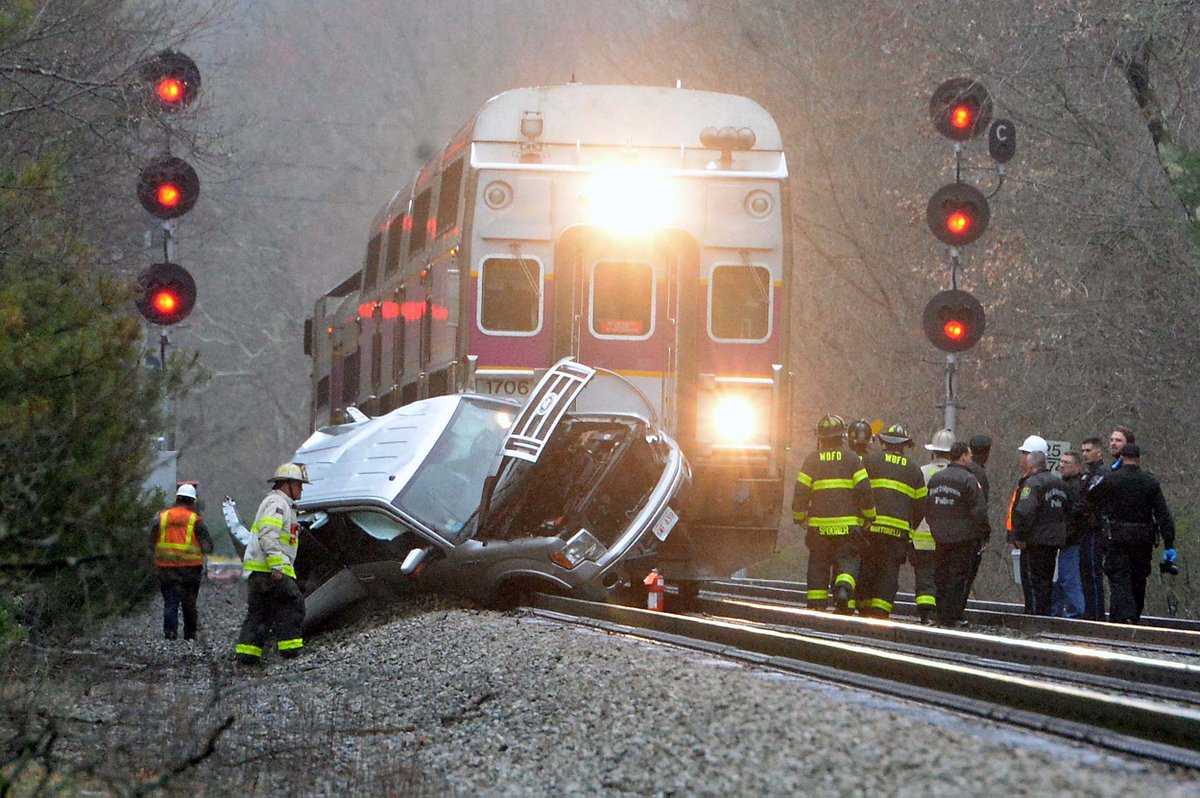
left=1104, top=518, right=1154, bottom=544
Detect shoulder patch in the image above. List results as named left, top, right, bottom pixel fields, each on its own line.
left=1020, top=486, right=1031, bottom=499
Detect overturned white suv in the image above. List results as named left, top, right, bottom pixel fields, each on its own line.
left=289, top=359, right=689, bottom=629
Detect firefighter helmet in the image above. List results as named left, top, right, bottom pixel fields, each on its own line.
left=269, top=462, right=311, bottom=484
left=848, top=419, right=872, bottom=449
left=924, top=428, right=955, bottom=453
left=878, top=423, right=913, bottom=447
left=815, top=414, right=846, bottom=439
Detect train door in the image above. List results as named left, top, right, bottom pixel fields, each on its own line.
left=553, top=228, right=699, bottom=436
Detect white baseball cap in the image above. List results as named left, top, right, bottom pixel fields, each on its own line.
left=176, top=483, right=198, bottom=501
left=1018, top=435, right=1048, bottom=454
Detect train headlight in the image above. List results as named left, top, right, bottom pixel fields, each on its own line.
left=583, top=168, right=678, bottom=236
left=710, top=394, right=758, bottom=444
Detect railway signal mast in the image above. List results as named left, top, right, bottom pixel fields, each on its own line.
left=925, top=78, right=1016, bottom=434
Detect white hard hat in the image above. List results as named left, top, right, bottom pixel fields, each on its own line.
left=1018, top=435, right=1049, bottom=454
left=176, top=483, right=198, bottom=501
left=924, top=428, right=955, bottom=452
left=269, top=462, right=311, bottom=484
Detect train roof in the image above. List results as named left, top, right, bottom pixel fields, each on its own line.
left=472, top=84, right=783, bottom=151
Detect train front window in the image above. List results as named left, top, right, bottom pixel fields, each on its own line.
left=710, top=265, right=771, bottom=342
left=479, top=257, right=541, bottom=334
left=591, top=261, right=653, bottom=338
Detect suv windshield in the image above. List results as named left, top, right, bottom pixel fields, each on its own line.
left=394, top=398, right=514, bottom=539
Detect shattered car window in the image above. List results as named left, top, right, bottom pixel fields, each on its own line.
left=349, top=511, right=407, bottom=542
left=394, top=398, right=513, bottom=538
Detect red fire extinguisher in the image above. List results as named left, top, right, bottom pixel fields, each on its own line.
left=643, top=568, right=665, bottom=611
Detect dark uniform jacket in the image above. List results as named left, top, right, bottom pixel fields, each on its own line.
left=926, top=462, right=989, bottom=545
left=793, top=445, right=876, bottom=536
left=1011, top=468, right=1071, bottom=547
left=863, top=449, right=926, bottom=540
left=965, top=461, right=990, bottom=504
left=1062, top=473, right=1087, bottom=547
left=1088, top=464, right=1175, bottom=548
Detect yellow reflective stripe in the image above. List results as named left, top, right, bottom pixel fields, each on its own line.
left=869, top=524, right=905, bottom=537
left=861, top=508, right=877, bottom=519
left=806, top=589, right=830, bottom=600
left=252, top=516, right=284, bottom=532
left=278, top=638, right=304, bottom=651
left=834, top=573, right=856, bottom=589
left=847, top=599, right=857, bottom=610
left=266, top=554, right=288, bottom=567
left=281, top=565, right=296, bottom=578
left=792, top=512, right=807, bottom=522
left=852, top=468, right=869, bottom=485
left=808, top=516, right=861, bottom=527
left=870, top=478, right=919, bottom=498
left=236, top=644, right=263, bottom=657
left=243, top=561, right=271, bottom=573
left=812, top=478, right=854, bottom=490
left=911, top=529, right=936, bottom=550
left=795, top=472, right=813, bottom=487
left=914, top=486, right=928, bottom=499
left=915, top=594, right=937, bottom=607
left=869, top=598, right=893, bottom=613
left=873, top=514, right=912, bottom=531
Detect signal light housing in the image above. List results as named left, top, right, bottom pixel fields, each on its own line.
left=930, top=78, right=993, bottom=141
left=137, top=156, right=199, bottom=219
left=136, top=262, right=197, bottom=326
left=926, top=183, right=990, bottom=246
left=140, top=50, right=201, bottom=112
left=922, top=289, right=985, bottom=352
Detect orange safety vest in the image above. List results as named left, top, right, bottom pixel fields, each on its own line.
left=155, top=506, right=204, bottom=567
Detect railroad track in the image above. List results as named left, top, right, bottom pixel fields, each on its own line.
left=526, top=593, right=1200, bottom=769
left=708, top=578, right=1200, bottom=652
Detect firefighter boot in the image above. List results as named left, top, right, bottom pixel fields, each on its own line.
left=833, top=583, right=854, bottom=614
left=918, top=605, right=935, bottom=625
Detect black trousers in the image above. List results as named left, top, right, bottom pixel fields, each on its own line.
left=857, top=533, right=908, bottom=616
left=1019, top=544, right=1058, bottom=616
left=934, top=540, right=978, bottom=625
left=158, top=566, right=202, bottom=639
left=236, top=573, right=305, bottom=662
left=1077, top=531, right=1107, bottom=621
left=805, top=529, right=862, bottom=608
left=1104, top=540, right=1153, bottom=623
left=907, top=545, right=937, bottom=612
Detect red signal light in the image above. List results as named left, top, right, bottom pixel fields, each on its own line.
left=136, top=262, right=196, bottom=326
left=950, top=104, right=973, bottom=130
left=156, top=77, right=184, bottom=105
left=946, top=210, right=971, bottom=235
left=156, top=183, right=181, bottom=208
left=943, top=319, right=966, bottom=341
left=152, top=289, right=179, bottom=314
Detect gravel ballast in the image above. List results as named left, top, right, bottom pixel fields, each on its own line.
left=11, top=580, right=1200, bottom=796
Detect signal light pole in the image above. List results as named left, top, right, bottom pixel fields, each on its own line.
left=925, top=78, right=1017, bottom=435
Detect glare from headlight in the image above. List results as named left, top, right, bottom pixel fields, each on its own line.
left=583, top=168, right=678, bottom=236
left=495, top=411, right=513, bottom=428
left=711, top=394, right=759, bottom=444
left=550, top=528, right=607, bottom=569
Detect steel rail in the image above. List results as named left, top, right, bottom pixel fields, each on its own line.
left=528, top=593, right=1200, bottom=766
left=691, top=595, right=1200, bottom=699
left=727, top=577, right=1200, bottom=633
left=708, top=580, right=1200, bottom=650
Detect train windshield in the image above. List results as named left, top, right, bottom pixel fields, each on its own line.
left=393, top=398, right=514, bottom=539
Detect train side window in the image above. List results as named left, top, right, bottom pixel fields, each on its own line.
left=709, top=265, right=771, bottom=342
left=392, top=289, right=406, bottom=382
left=436, top=160, right=464, bottom=238
left=409, top=189, right=431, bottom=255
left=478, top=257, right=541, bottom=335
left=421, top=298, right=432, bottom=366
left=316, top=376, right=330, bottom=408
left=385, top=214, right=405, bottom=275
left=591, top=261, right=653, bottom=339
left=371, top=328, right=382, bottom=387
left=364, top=233, right=382, bottom=290
left=341, top=349, right=361, bottom=405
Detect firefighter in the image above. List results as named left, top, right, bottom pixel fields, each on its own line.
left=1088, top=444, right=1176, bottom=623
left=1009, top=435, right=1071, bottom=616
left=859, top=424, right=926, bottom=618
left=150, top=483, right=213, bottom=640
left=910, top=428, right=954, bottom=623
left=848, top=419, right=873, bottom=460
left=793, top=415, right=876, bottom=613
left=236, top=463, right=309, bottom=664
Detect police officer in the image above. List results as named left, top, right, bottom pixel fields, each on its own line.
left=236, top=462, right=310, bottom=664
left=150, top=483, right=213, bottom=640
left=927, top=442, right=989, bottom=626
left=793, top=415, right=876, bottom=613
left=1088, top=444, right=1176, bottom=623
left=1077, top=436, right=1108, bottom=620
left=1009, top=435, right=1071, bottom=616
left=848, top=419, right=873, bottom=460
left=910, top=428, right=954, bottom=623
left=859, top=424, right=926, bottom=618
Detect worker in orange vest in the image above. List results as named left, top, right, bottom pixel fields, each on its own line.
left=150, top=483, right=213, bottom=640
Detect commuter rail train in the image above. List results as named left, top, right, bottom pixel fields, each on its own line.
left=305, top=83, right=791, bottom=588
